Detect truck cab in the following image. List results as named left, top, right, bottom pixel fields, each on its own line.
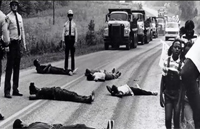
left=104, top=9, right=138, bottom=50
left=149, top=16, right=159, bottom=38
left=131, top=10, right=151, bottom=45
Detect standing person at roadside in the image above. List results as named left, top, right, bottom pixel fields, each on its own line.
left=160, top=39, right=184, bottom=129
left=62, top=9, right=78, bottom=72
left=4, top=0, right=26, bottom=98
left=0, top=0, right=10, bottom=120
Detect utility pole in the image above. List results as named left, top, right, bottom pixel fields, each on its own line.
left=53, top=0, right=55, bottom=25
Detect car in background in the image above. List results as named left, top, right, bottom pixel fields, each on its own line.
left=165, top=22, right=179, bottom=41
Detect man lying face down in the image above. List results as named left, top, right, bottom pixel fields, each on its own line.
left=29, top=83, right=94, bottom=104
left=13, top=119, right=115, bottom=129
left=85, top=68, right=121, bottom=82
left=106, top=84, right=158, bottom=97
left=34, top=59, right=78, bottom=76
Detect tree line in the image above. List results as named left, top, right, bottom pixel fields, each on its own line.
left=1, top=1, right=70, bottom=17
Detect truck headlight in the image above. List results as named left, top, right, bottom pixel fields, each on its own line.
left=104, top=28, right=108, bottom=37
left=124, top=28, right=130, bottom=37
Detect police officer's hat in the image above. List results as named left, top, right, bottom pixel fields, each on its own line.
left=185, top=20, right=195, bottom=30
left=10, top=0, right=19, bottom=6
left=67, top=9, right=73, bottom=16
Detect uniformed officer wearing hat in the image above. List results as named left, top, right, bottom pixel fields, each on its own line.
left=62, top=9, right=78, bottom=72
left=4, top=0, right=26, bottom=98
left=0, top=0, right=10, bottom=120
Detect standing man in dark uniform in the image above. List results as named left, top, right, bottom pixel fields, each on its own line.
left=0, top=0, right=10, bottom=120
left=62, top=9, right=78, bottom=72
left=4, top=0, right=26, bottom=98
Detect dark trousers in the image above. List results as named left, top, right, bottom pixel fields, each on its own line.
left=4, top=40, right=21, bottom=95
left=130, top=87, right=153, bottom=95
left=180, top=58, right=200, bottom=128
left=65, top=36, right=75, bottom=71
left=164, top=95, right=181, bottom=129
left=49, top=66, right=69, bottom=74
left=53, top=87, right=90, bottom=103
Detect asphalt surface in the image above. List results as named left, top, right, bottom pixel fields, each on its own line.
left=0, top=36, right=172, bottom=129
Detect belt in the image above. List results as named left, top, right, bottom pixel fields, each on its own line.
left=10, top=38, right=21, bottom=41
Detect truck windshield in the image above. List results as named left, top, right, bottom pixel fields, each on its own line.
left=110, top=13, right=128, bottom=21
left=166, top=22, right=179, bottom=28
left=157, top=18, right=164, bottom=23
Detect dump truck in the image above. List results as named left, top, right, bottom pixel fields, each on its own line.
left=104, top=8, right=138, bottom=50
left=131, top=10, right=151, bottom=45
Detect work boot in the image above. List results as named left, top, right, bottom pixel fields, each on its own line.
left=29, top=82, right=40, bottom=95
left=112, top=68, right=116, bottom=73
left=85, top=69, right=91, bottom=76
left=13, top=92, right=23, bottom=96
left=112, top=85, right=119, bottom=94
left=4, top=93, right=12, bottom=98
left=0, top=113, right=4, bottom=120
left=33, top=59, right=40, bottom=67
left=106, top=86, right=114, bottom=96
left=86, top=91, right=95, bottom=104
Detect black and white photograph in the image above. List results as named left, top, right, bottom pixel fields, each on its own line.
left=0, top=0, right=200, bottom=129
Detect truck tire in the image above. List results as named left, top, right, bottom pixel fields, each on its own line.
left=141, top=37, right=144, bottom=45
left=104, top=44, right=109, bottom=50
left=133, top=34, right=138, bottom=48
left=150, top=31, right=153, bottom=41
left=126, top=43, right=130, bottom=50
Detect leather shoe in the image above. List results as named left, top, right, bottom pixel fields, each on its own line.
left=4, top=94, right=12, bottom=98
left=13, top=92, right=23, bottom=96
left=0, top=113, right=4, bottom=120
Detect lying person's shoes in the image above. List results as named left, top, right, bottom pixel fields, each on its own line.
left=29, top=83, right=39, bottom=95
left=33, top=59, right=40, bottom=67
left=106, top=86, right=114, bottom=95
left=112, top=68, right=115, bottom=73
left=152, top=92, right=158, bottom=96
left=85, top=69, right=91, bottom=76
left=13, top=92, right=23, bottom=96
left=87, top=91, right=95, bottom=104
left=117, top=72, right=121, bottom=77
left=0, top=113, right=4, bottom=120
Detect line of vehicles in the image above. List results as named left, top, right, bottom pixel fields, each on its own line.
left=103, top=8, right=161, bottom=50
left=103, top=8, right=181, bottom=50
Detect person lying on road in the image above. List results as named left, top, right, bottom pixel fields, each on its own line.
left=13, top=119, right=114, bottom=129
left=85, top=68, right=121, bottom=81
left=106, top=84, right=158, bottom=97
left=34, top=59, right=78, bottom=76
left=29, top=82, right=94, bottom=104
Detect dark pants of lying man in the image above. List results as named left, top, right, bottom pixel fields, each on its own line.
left=29, top=83, right=94, bottom=104
left=106, top=84, right=158, bottom=97
left=34, top=59, right=76, bottom=76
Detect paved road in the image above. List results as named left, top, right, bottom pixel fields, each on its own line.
left=0, top=36, right=172, bottom=129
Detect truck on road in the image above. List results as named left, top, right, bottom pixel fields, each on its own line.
left=131, top=10, right=151, bottom=45
left=104, top=8, right=138, bottom=50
